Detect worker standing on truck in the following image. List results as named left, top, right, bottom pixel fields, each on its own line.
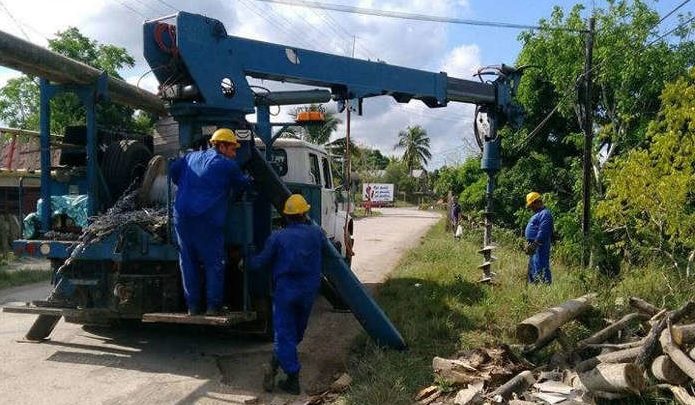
left=250, top=194, right=327, bottom=395
left=524, top=192, right=554, bottom=284
left=170, top=128, right=251, bottom=316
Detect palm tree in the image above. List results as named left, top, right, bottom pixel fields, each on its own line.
left=394, top=125, right=432, bottom=173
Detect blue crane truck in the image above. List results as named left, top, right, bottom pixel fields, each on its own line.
left=2, top=12, right=523, bottom=349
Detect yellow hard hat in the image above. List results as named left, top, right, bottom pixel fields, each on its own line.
left=526, top=191, right=541, bottom=208
left=210, top=128, right=240, bottom=147
left=283, top=194, right=311, bottom=215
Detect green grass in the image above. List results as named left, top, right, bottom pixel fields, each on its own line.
left=343, top=220, right=691, bottom=405
left=0, top=268, right=52, bottom=290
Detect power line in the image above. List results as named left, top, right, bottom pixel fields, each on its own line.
left=0, top=0, right=30, bottom=41
left=112, top=0, right=148, bottom=18
left=255, top=0, right=586, bottom=33
left=154, top=0, right=179, bottom=12
left=514, top=1, right=694, bottom=153
left=130, top=0, right=163, bottom=15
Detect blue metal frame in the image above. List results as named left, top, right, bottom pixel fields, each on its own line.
left=38, top=75, right=109, bottom=233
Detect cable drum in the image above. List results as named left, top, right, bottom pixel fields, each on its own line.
left=139, top=155, right=171, bottom=206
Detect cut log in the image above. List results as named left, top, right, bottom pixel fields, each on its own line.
left=672, top=323, right=695, bottom=346
left=634, top=300, right=695, bottom=371
left=651, top=355, right=689, bottom=385
left=516, top=294, right=597, bottom=345
left=575, top=347, right=642, bottom=372
left=577, top=363, right=645, bottom=394
left=490, top=370, right=535, bottom=402
left=432, top=356, right=481, bottom=385
left=453, top=381, right=484, bottom=405
left=659, top=323, right=695, bottom=380
left=585, top=340, right=644, bottom=351
left=656, top=384, right=695, bottom=405
left=629, top=296, right=660, bottom=316
left=508, top=401, right=537, bottom=405
left=690, top=346, right=695, bottom=361
left=521, top=330, right=558, bottom=355
left=575, top=312, right=643, bottom=349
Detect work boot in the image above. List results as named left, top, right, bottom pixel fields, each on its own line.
left=278, top=372, right=300, bottom=395
left=262, top=355, right=279, bottom=392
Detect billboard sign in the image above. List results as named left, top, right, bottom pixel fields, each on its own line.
left=362, top=183, right=394, bottom=202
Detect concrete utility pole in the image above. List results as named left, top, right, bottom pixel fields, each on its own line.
left=581, top=17, right=595, bottom=269
left=0, top=30, right=166, bottom=115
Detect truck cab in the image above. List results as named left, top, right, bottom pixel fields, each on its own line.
left=257, top=138, right=353, bottom=259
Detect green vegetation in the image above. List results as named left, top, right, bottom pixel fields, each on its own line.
left=0, top=268, right=51, bottom=290
left=343, top=221, right=691, bottom=404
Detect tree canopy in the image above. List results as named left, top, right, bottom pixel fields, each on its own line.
left=394, top=125, right=432, bottom=172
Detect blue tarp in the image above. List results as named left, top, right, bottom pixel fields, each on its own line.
left=23, top=195, right=89, bottom=238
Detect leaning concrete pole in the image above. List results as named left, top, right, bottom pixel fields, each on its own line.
left=0, top=30, right=166, bottom=116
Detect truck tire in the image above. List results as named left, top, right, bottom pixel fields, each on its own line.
left=102, top=140, right=153, bottom=201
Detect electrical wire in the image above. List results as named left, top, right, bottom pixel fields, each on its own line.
left=513, top=1, right=695, bottom=153
left=0, top=0, right=30, bottom=41
left=254, top=0, right=586, bottom=33
left=154, top=0, right=179, bottom=12
left=112, top=0, right=148, bottom=19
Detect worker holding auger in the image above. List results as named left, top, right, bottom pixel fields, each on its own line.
left=524, top=192, right=554, bottom=284
left=170, top=128, right=251, bottom=316
left=250, top=194, right=327, bottom=395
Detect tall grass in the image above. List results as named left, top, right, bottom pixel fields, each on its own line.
left=343, top=220, right=691, bottom=404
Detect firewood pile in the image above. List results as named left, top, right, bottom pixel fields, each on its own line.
left=416, top=294, right=695, bottom=404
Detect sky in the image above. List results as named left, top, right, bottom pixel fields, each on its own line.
left=0, top=0, right=689, bottom=168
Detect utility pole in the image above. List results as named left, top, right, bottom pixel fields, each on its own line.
left=581, top=17, right=595, bottom=269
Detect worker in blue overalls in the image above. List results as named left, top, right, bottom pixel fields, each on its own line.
left=524, top=192, right=554, bottom=284
left=170, top=128, right=251, bottom=316
left=250, top=194, right=327, bottom=395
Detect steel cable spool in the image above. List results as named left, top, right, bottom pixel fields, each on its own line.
left=139, top=155, right=170, bottom=206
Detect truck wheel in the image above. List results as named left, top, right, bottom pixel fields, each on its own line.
left=102, top=140, right=153, bottom=201
left=25, top=315, right=61, bottom=341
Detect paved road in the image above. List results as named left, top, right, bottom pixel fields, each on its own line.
left=0, top=208, right=440, bottom=405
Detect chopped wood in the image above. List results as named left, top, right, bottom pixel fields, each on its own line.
left=634, top=300, right=695, bottom=371
left=672, top=323, right=695, bottom=346
left=490, top=370, right=535, bottom=402
left=585, top=340, right=644, bottom=351
left=432, top=357, right=482, bottom=385
left=575, top=312, right=644, bottom=349
left=533, top=380, right=573, bottom=395
left=656, top=384, right=695, bottom=405
left=575, top=347, right=642, bottom=372
left=521, top=331, right=558, bottom=355
left=690, top=346, right=695, bottom=361
left=516, top=294, right=597, bottom=345
left=415, top=385, right=440, bottom=402
left=508, top=401, right=538, bottom=405
left=577, top=363, right=645, bottom=394
left=453, top=381, right=484, bottom=405
left=659, top=322, right=695, bottom=380
left=651, top=355, right=689, bottom=385
left=651, top=308, right=669, bottom=322
left=629, top=296, right=660, bottom=316
left=530, top=392, right=567, bottom=404
left=329, top=373, right=352, bottom=392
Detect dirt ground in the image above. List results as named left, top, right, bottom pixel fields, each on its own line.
left=0, top=207, right=440, bottom=405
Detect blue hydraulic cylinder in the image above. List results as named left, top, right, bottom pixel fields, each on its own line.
left=481, top=138, right=501, bottom=174
left=39, top=79, right=52, bottom=234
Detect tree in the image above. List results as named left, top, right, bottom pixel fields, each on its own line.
left=596, top=69, right=695, bottom=274
left=0, top=27, right=148, bottom=134
left=0, top=76, right=39, bottom=130
left=514, top=1, right=695, bottom=193
left=394, top=125, right=431, bottom=173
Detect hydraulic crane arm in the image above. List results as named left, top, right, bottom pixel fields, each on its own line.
left=144, top=12, right=514, bottom=120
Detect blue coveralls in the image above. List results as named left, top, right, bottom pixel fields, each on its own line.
left=524, top=207, right=554, bottom=284
left=249, top=222, right=326, bottom=375
left=170, top=148, right=250, bottom=312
